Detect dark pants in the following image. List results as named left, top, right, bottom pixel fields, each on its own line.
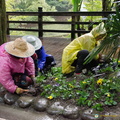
left=45, top=56, right=56, bottom=68
left=41, top=56, right=56, bottom=73
left=13, top=73, right=33, bottom=89
left=72, top=50, right=99, bottom=73
left=35, top=56, right=56, bottom=75
left=34, top=59, right=39, bottom=76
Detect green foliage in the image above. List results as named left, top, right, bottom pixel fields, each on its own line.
left=6, top=0, right=56, bottom=12
left=46, top=0, right=72, bottom=11
left=92, top=103, right=103, bottom=111
left=6, top=0, right=56, bottom=26
left=72, top=0, right=83, bottom=12
left=14, top=0, right=32, bottom=12
left=6, top=0, right=16, bottom=11
left=27, top=0, right=56, bottom=12
left=56, top=1, right=72, bottom=12
left=84, top=0, right=102, bottom=11
left=81, top=0, right=102, bottom=23
left=36, top=64, right=120, bottom=111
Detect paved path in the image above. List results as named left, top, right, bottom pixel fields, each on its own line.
left=0, top=104, right=53, bottom=120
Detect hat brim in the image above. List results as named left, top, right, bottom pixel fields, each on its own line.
left=5, top=41, right=35, bottom=58
left=22, top=35, right=42, bottom=50
left=34, top=37, right=42, bottom=50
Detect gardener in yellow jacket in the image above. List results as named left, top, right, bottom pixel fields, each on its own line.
left=62, top=22, right=107, bottom=77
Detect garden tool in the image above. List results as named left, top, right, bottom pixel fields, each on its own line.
left=22, top=85, right=41, bottom=96
left=92, top=61, right=118, bottom=78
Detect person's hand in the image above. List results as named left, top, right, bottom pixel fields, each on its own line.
left=32, top=77, right=37, bottom=84
left=15, top=87, right=29, bottom=94
left=29, top=75, right=36, bottom=84
left=98, top=54, right=105, bottom=63
left=30, top=77, right=39, bottom=86
left=30, top=75, right=35, bottom=78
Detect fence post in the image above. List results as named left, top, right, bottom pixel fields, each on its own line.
left=38, top=7, right=43, bottom=39
left=71, top=16, right=75, bottom=41
left=88, top=20, right=93, bottom=31
left=6, top=15, right=10, bottom=35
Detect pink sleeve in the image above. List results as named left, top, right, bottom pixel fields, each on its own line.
left=25, top=57, right=35, bottom=76
left=0, top=58, right=17, bottom=93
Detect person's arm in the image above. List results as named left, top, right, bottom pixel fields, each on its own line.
left=25, top=57, right=35, bottom=76
left=36, top=46, right=46, bottom=70
left=0, top=59, right=30, bottom=94
left=0, top=59, right=18, bottom=93
left=25, top=57, right=37, bottom=85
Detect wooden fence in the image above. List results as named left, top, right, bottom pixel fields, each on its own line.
left=6, top=7, right=116, bottom=40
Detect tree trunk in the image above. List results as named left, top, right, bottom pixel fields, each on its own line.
left=102, top=0, right=112, bottom=11
left=0, top=0, right=7, bottom=45
left=102, top=0, right=112, bottom=19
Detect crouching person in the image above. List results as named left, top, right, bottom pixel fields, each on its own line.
left=22, top=35, right=56, bottom=75
left=0, top=38, right=36, bottom=94
left=62, top=22, right=107, bottom=77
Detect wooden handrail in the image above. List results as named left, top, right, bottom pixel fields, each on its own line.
left=6, top=7, right=116, bottom=40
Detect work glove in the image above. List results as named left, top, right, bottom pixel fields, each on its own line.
left=15, top=87, right=29, bottom=94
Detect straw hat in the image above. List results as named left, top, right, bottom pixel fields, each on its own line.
left=22, top=35, right=42, bottom=50
left=5, top=38, right=35, bottom=58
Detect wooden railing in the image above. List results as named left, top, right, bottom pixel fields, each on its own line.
left=6, top=7, right=116, bottom=40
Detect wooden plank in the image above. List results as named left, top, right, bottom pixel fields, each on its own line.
left=8, top=21, right=100, bottom=25
left=38, top=11, right=116, bottom=16
left=40, top=21, right=100, bottom=24
left=6, top=11, right=116, bottom=16
left=8, top=28, right=89, bottom=33
left=8, top=28, right=38, bottom=31
left=6, top=12, right=38, bottom=16
left=8, top=21, right=38, bottom=24
left=37, top=29, right=89, bottom=33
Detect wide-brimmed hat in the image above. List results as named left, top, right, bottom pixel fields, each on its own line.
left=22, top=35, right=42, bottom=50
left=5, top=38, right=35, bottom=58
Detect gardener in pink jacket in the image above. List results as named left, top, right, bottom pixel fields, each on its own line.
left=0, top=38, right=36, bottom=94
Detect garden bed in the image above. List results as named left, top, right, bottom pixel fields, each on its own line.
left=36, top=65, right=120, bottom=112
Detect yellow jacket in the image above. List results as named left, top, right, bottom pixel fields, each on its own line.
left=62, top=22, right=106, bottom=74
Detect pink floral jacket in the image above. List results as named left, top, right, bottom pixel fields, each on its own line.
left=0, top=43, right=35, bottom=93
